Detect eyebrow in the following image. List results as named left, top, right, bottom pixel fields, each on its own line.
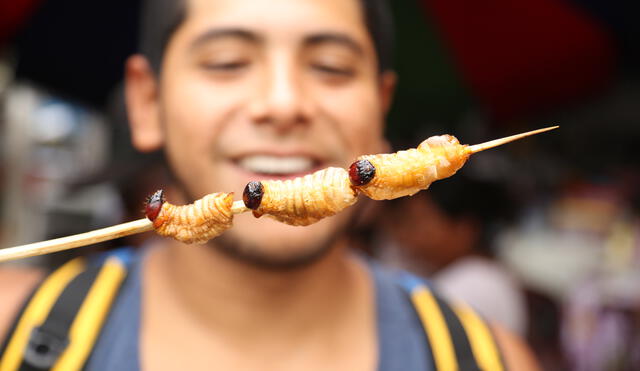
left=189, top=28, right=364, bottom=56
left=189, top=28, right=262, bottom=50
left=303, top=33, right=365, bottom=56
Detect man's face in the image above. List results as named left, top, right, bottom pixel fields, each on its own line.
left=128, top=0, right=394, bottom=267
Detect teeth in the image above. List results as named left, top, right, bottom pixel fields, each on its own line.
left=238, top=155, right=314, bottom=175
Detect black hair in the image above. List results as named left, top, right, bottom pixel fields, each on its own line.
left=138, top=0, right=394, bottom=74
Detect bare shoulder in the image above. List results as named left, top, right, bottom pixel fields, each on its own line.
left=491, top=322, right=541, bottom=371
left=0, top=267, right=44, bottom=341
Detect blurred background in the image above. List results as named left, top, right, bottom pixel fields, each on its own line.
left=0, top=0, right=637, bottom=369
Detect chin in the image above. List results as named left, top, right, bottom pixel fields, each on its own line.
left=211, top=211, right=351, bottom=270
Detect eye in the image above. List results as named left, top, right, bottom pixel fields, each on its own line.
left=311, top=63, right=355, bottom=77
left=202, top=61, right=249, bottom=71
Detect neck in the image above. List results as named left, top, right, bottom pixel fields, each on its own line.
left=145, top=237, right=374, bottom=346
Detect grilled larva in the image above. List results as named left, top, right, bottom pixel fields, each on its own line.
left=243, top=167, right=358, bottom=226
left=349, top=126, right=558, bottom=200
left=145, top=190, right=234, bottom=244
left=349, top=135, right=470, bottom=200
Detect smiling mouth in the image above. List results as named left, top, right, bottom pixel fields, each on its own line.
left=236, top=155, right=321, bottom=177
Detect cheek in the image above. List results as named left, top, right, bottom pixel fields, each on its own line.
left=162, top=91, right=213, bottom=177
left=163, top=74, right=240, bottom=139
left=163, top=72, right=243, bottom=156
left=160, top=73, right=245, bottom=193
left=317, top=81, right=386, bottom=156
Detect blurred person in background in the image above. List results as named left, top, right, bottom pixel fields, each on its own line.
left=0, top=0, right=539, bottom=370
left=376, top=172, right=528, bottom=336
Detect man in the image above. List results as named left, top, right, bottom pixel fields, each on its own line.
left=0, top=0, right=539, bottom=369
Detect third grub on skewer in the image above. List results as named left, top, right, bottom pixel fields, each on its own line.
left=350, top=134, right=470, bottom=200
left=349, top=126, right=558, bottom=200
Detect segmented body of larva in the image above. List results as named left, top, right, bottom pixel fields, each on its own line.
left=352, top=135, right=470, bottom=200
left=244, top=167, right=358, bottom=226
left=149, top=191, right=234, bottom=244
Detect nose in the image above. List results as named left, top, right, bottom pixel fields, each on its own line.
left=249, top=58, right=313, bottom=131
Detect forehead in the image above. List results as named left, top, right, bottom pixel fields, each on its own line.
left=178, top=0, right=370, bottom=46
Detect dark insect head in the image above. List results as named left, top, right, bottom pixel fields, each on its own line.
left=349, top=159, right=376, bottom=186
left=243, top=181, right=264, bottom=210
left=145, top=189, right=165, bottom=221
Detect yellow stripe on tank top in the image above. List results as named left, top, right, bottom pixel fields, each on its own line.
left=0, top=258, right=86, bottom=371
left=52, top=257, right=126, bottom=371
left=410, top=287, right=458, bottom=371
left=453, top=303, right=504, bottom=371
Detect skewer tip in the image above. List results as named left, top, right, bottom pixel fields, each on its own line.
left=467, top=125, right=558, bottom=154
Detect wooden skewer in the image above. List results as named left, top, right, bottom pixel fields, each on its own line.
left=231, top=201, right=249, bottom=214
left=0, top=127, right=558, bottom=263
left=0, top=201, right=248, bottom=263
left=0, top=219, right=154, bottom=263
left=467, top=126, right=558, bottom=154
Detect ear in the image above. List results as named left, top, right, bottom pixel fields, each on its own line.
left=379, top=70, right=397, bottom=115
left=125, top=54, right=164, bottom=152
